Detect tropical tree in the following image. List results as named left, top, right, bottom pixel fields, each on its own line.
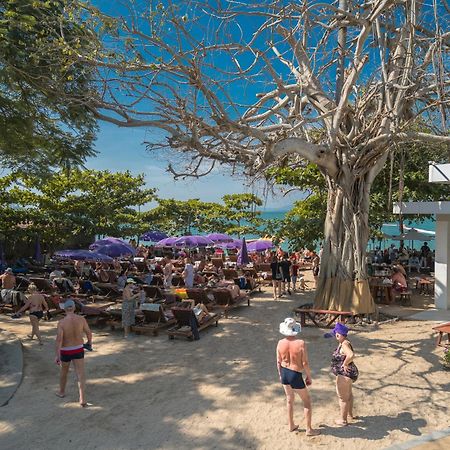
left=0, top=170, right=156, bottom=252
left=0, top=0, right=99, bottom=174
left=268, top=141, right=448, bottom=249
left=221, top=194, right=263, bottom=237
left=54, top=1, right=449, bottom=312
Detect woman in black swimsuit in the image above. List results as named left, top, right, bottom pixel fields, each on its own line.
left=14, top=283, right=48, bottom=345
left=327, top=322, right=358, bottom=426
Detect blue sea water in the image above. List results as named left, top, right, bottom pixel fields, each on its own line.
left=260, top=210, right=436, bottom=251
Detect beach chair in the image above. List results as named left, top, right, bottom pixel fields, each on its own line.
left=212, top=288, right=250, bottom=318
left=131, top=303, right=176, bottom=336
left=211, top=258, right=224, bottom=269
left=167, top=307, right=219, bottom=341
left=29, top=277, right=55, bottom=294
left=186, top=288, right=215, bottom=307
left=171, top=275, right=185, bottom=287
left=222, top=269, right=239, bottom=281
left=143, top=285, right=165, bottom=301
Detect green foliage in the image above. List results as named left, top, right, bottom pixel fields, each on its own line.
left=144, top=193, right=264, bottom=237
left=0, top=170, right=156, bottom=253
left=264, top=142, right=448, bottom=248
left=0, top=0, right=99, bottom=174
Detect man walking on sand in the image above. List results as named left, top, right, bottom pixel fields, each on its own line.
left=55, top=299, right=92, bottom=407
left=276, top=318, right=320, bottom=436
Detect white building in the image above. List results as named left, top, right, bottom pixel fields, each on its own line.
left=393, top=163, right=450, bottom=310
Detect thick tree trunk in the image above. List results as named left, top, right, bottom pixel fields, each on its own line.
left=314, top=171, right=376, bottom=314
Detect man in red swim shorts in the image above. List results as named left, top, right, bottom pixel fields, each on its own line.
left=55, top=299, right=92, bottom=406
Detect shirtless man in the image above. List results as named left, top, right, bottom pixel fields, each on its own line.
left=14, top=284, right=48, bottom=345
left=276, top=318, right=320, bottom=436
left=55, top=299, right=92, bottom=406
left=0, top=268, right=16, bottom=303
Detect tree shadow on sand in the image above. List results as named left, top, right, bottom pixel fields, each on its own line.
left=319, top=412, right=427, bottom=440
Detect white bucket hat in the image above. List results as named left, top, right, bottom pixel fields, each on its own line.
left=279, top=318, right=302, bottom=336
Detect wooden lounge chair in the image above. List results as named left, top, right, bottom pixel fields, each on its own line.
left=167, top=307, right=219, bottom=341
left=211, top=257, right=224, bottom=269
left=132, top=303, right=176, bottom=336
left=143, top=285, right=165, bottom=301
left=222, top=269, right=239, bottom=281
left=212, top=289, right=250, bottom=318
left=293, top=307, right=356, bottom=328
left=29, top=277, right=55, bottom=294
left=186, top=288, right=215, bottom=307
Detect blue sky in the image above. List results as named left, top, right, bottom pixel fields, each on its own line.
left=85, top=121, right=306, bottom=210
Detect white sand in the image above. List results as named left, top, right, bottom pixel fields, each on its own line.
left=0, top=275, right=449, bottom=450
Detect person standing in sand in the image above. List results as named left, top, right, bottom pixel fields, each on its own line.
left=55, top=299, right=92, bottom=407
left=276, top=318, right=320, bottom=436
left=326, top=322, right=359, bottom=426
left=14, top=283, right=48, bottom=345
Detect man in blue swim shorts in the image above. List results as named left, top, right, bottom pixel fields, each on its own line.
left=276, top=318, right=320, bottom=436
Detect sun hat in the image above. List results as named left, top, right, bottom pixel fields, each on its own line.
left=63, top=299, right=75, bottom=310
left=279, top=318, right=302, bottom=336
left=126, top=278, right=137, bottom=284
left=5, top=268, right=13, bottom=273
left=324, top=322, right=349, bottom=338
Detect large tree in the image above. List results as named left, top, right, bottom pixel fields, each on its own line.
left=0, top=0, right=99, bottom=174
left=68, top=1, right=449, bottom=312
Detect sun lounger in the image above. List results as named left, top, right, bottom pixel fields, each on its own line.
left=131, top=303, right=176, bottom=336
left=29, top=277, right=55, bottom=294
left=211, top=257, right=224, bottom=269
left=143, top=285, right=165, bottom=301
left=212, top=289, right=250, bottom=318
left=222, top=269, right=239, bottom=280
left=433, top=322, right=450, bottom=347
left=186, top=288, right=215, bottom=307
left=167, top=307, right=219, bottom=341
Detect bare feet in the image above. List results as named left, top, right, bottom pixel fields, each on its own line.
left=306, top=429, right=321, bottom=436
left=80, top=402, right=92, bottom=408
left=55, top=392, right=65, bottom=398
left=290, top=425, right=299, bottom=432
left=335, top=420, right=348, bottom=427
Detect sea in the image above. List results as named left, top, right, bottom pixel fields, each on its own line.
left=259, top=210, right=436, bottom=251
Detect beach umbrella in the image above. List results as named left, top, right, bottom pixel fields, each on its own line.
left=206, top=233, right=234, bottom=243
left=215, top=239, right=243, bottom=250
left=155, top=237, right=179, bottom=247
left=237, top=238, right=250, bottom=266
left=247, top=239, right=274, bottom=253
left=90, top=237, right=136, bottom=257
left=140, top=230, right=169, bottom=242
left=53, top=249, right=114, bottom=263
left=0, top=241, right=5, bottom=267
left=393, top=228, right=435, bottom=241
left=173, top=235, right=214, bottom=248
left=33, top=234, right=42, bottom=263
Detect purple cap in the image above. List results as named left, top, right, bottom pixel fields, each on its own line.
left=324, top=322, right=349, bottom=338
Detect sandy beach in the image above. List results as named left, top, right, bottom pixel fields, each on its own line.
left=1, top=273, right=449, bottom=450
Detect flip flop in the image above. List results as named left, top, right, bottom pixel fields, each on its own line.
left=290, top=425, right=299, bottom=432
left=334, top=420, right=348, bottom=427
left=80, top=402, right=92, bottom=408
left=306, top=429, right=321, bottom=436
left=55, top=393, right=65, bottom=398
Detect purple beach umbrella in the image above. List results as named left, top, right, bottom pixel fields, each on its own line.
left=155, top=237, right=179, bottom=247
left=140, top=230, right=169, bottom=242
left=216, top=239, right=243, bottom=250
left=207, top=233, right=234, bottom=243
left=247, top=239, right=273, bottom=253
left=33, top=234, right=42, bottom=263
left=173, top=235, right=214, bottom=248
left=237, top=238, right=250, bottom=266
left=53, top=249, right=114, bottom=263
left=90, top=237, right=136, bottom=258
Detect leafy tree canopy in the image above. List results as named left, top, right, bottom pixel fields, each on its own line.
left=0, top=0, right=99, bottom=174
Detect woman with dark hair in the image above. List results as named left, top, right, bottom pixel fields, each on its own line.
left=326, top=323, right=359, bottom=426
left=270, top=254, right=282, bottom=299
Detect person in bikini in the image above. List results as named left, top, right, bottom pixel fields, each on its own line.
left=276, top=318, right=320, bottom=436
left=55, top=299, right=92, bottom=407
left=14, top=283, right=49, bottom=345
